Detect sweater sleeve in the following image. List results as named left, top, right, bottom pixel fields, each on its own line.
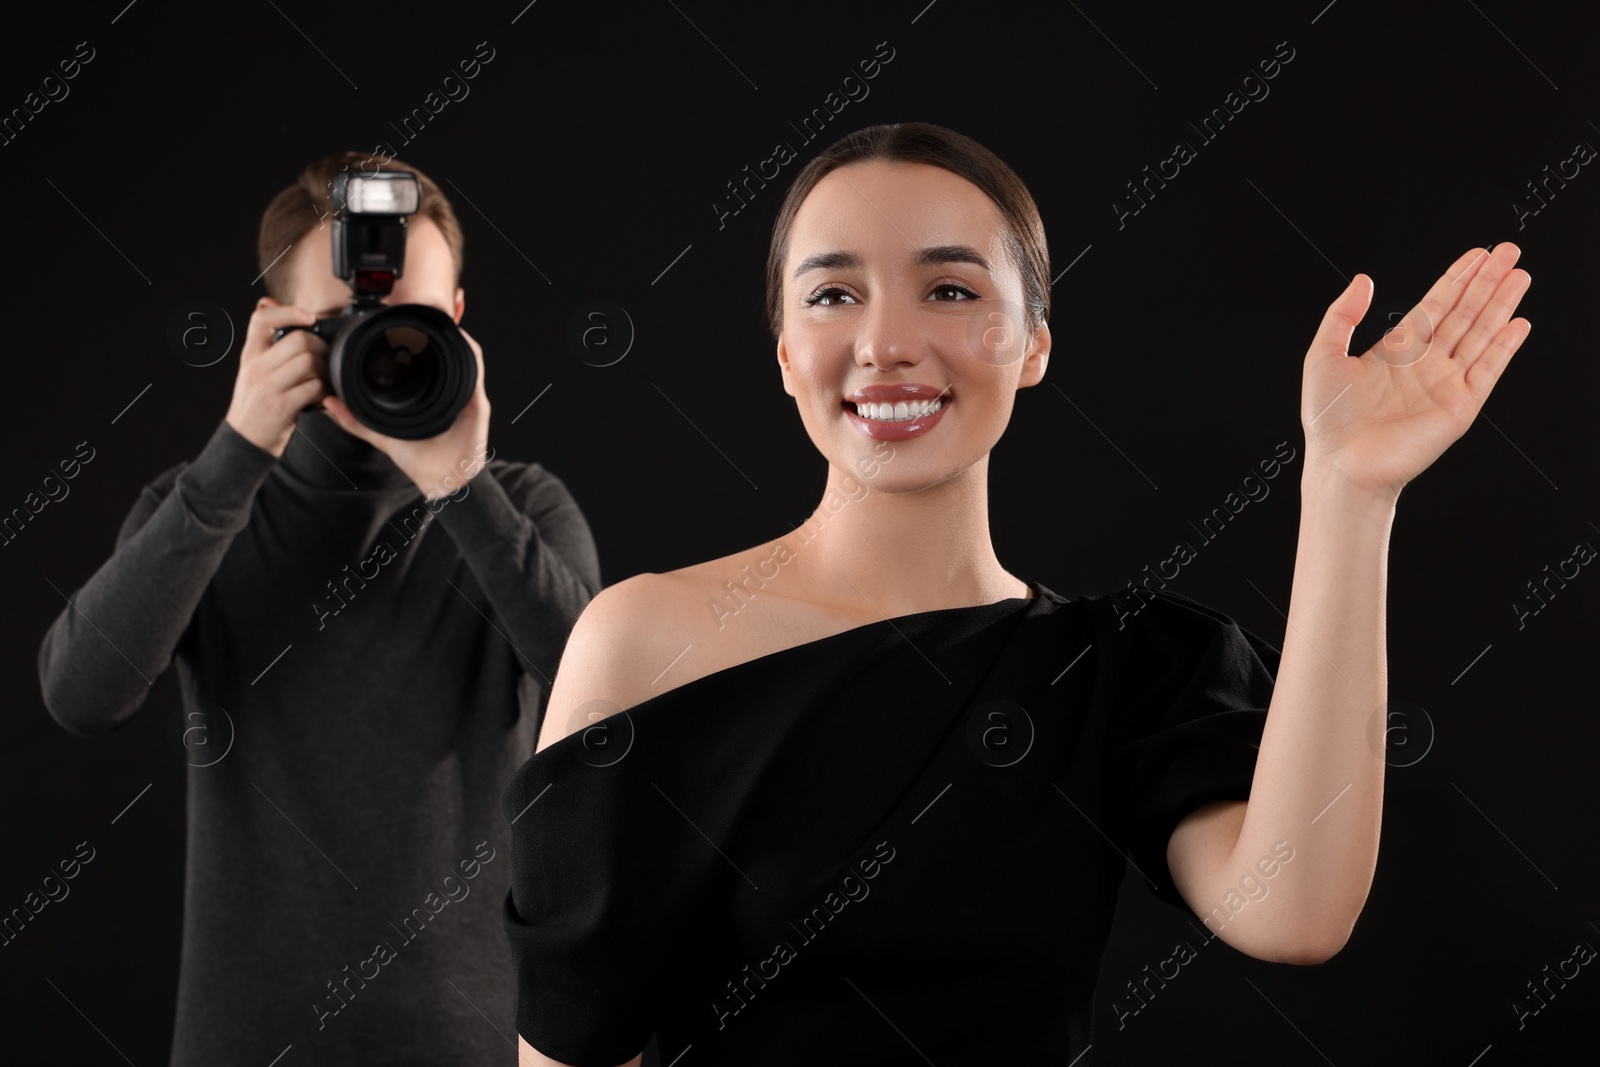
left=36, top=418, right=279, bottom=736
left=1100, top=590, right=1278, bottom=913
left=430, top=462, right=602, bottom=679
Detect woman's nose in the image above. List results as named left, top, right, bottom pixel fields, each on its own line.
left=855, top=298, right=924, bottom=368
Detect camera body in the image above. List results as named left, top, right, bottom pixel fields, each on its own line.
left=272, top=170, right=476, bottom=440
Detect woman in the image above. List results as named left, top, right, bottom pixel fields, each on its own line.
left=501, top=122, right=1531, bottom=1066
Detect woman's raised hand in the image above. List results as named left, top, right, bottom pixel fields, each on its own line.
left=1299, top=244, right=1532, bottom=503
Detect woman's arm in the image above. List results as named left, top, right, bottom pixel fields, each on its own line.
left=1167, top=244, right=1532, bottom=964
left=518, top=1033, right=642, bottom=1067
left=511, top=576, right=671, bottom=1067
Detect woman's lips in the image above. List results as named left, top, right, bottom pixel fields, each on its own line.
left=841, top=396, right=951, bottom=441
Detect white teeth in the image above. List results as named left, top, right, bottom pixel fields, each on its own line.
left=852, top=398, right=943, bottom=422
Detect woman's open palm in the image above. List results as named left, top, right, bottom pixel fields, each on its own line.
left=1299, top=243, right=1532, bottom=502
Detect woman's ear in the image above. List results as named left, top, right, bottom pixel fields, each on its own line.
left=776, top=336, right=796, bottom=398
left=1017, top=321, right=1051, bottom=389
left=453, top=287, right=465, bottom=323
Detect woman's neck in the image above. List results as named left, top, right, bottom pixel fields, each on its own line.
left=788, top=455, right=1022, bottom=617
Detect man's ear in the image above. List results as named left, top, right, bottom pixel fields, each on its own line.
left=453, top=287, right=465, bottom=324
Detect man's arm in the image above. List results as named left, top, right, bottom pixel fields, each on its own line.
left=36, top=419, right=278, bottom=735
left=38, top=298, right=332, bottom=735
left=431, top=463, right=602, bottom=684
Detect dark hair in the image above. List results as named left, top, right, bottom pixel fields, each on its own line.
left=256, top=150, right=464, bottom=302
left=764, top=122, right=1050, bottom=340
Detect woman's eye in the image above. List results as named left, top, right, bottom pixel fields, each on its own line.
left=804, top=286, right=855, bottom=307
left=930, top=283, right=980, bottom=301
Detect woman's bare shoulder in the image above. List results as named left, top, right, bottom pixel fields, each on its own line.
left=536, top=554, right=771, bottom=751
left=570, top=564, right=727, bottom=648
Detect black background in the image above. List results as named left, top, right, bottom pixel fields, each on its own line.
left=2, top=0, right=1597, bottom=1063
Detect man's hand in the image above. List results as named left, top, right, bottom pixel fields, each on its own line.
left=225, top=296, right=331, bottom=457
left=321, top=325, right=492, bottom=500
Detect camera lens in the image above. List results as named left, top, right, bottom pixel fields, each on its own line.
left=361, top=326, right=438, bottom=406
left=327, top=305, right=476, bottom=440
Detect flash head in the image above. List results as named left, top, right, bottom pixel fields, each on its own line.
left=333, top=170, right=420, bottom=216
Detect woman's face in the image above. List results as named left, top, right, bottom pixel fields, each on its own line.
left=777, top=159, right=1050, bottom=493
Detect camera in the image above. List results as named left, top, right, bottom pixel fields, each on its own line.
left=272, top=170, right=476, bottom=440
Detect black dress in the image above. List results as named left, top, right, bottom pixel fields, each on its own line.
left=500, top=579, right=1278, bottom=1065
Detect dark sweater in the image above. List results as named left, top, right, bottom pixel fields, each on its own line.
left=37, top=410, right=601, bottom=1065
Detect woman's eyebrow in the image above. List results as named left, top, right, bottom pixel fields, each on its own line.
left=793, top=250, right=860, bottom=278
left=792, top=244, right=993, bottom=279
left=915, top=244, right=993, bottom=274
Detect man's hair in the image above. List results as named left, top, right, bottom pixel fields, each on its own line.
left=256, top=150, right=465, bottom=303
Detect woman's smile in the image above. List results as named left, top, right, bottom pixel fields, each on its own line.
left=841, top=381, right=953, bottom=440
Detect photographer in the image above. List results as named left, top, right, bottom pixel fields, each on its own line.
left=36, top=150, right=601, bottom=1064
